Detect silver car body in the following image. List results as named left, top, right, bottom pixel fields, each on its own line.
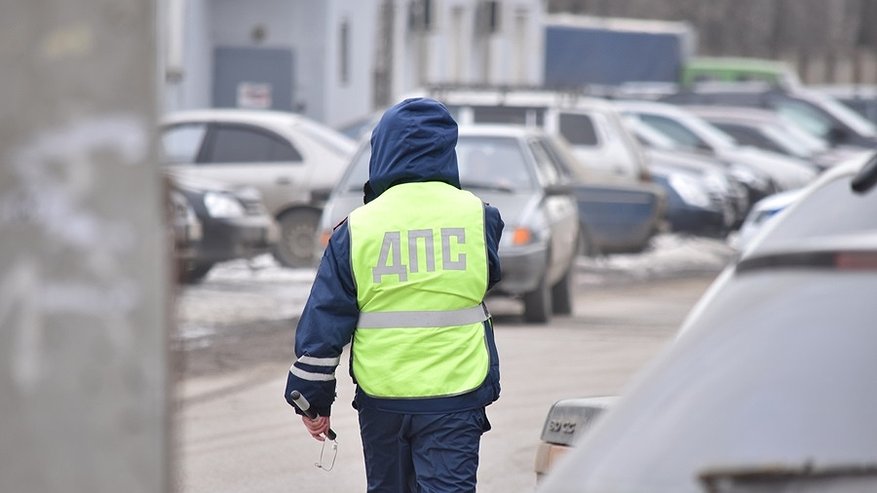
left=538, top=151, right=877, bottom=493
left=616, top=100, right=817, bottom=191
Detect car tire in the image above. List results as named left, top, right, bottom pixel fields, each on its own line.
left=181, top=262, right=214, bottom=284
left=523, top=279, right=552, bottom=324
left=274, top=209, right=321, bottom=268
left=551, top=270, right=574, bottom=316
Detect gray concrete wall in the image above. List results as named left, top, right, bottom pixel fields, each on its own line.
left=0, top=1, right=171, bottom=492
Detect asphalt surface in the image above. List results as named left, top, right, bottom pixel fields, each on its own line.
left=172, top=237, right=734, bottom=492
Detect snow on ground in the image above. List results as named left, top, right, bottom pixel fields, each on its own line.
left=174, top=234, right=738, bottom=343
left=576, top=233, right=738, bottom=285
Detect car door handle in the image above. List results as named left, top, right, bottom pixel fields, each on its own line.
left=276, top=177, right=292, bottom=185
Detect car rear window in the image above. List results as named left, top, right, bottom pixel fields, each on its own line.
left=470, top=106, right=544, bottom=126
left=341, top=136, right=535, bottom=193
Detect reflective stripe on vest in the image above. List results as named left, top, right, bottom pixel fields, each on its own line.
left=357, top=304, right=488, bottom=328
left=348, top=182, right=490, bottom=399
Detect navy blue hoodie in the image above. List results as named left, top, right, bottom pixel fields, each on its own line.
left=284, top=98, right=504, bottom=416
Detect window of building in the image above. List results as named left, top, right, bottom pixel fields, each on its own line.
left=339, top=20, right=350, bottom=86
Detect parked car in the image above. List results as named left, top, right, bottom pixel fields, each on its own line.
left=813, top=84, right=877, bottom=125
left=414, top=87, right=667, bottom=253
left=626, top=117, right=750, bottom=231
left=684, top=105, right=869, bottom=171
left=536, top=151, right=877, bottom=492
left=732, top=188, right=803, bottom=252
left=160, top=109, right=355, bottom=268
left=318, top=125, right=580, bottom=323
left=540, top=133, right=665, bottom=254
left=616, top=100, right=817, bottom=193
left=661, top=83, right=877, bottom=148
left=165, top=176, right=202, bottom=281
left=422, top=87, right=652, bottom=183
left=167, top=172, right=279, bottom=284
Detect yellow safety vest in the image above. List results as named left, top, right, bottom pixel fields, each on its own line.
left=348, top=181, right=490, bottom=398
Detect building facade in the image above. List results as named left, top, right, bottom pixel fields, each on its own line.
left=161, top=0, right=544, bottom=128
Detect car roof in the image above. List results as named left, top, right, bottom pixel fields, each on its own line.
left=162, top=108, right=314, bottom=127
left=456, top=124, right=544, bottom=139
left=613, top=99, right=694, bottom=116
left=682, top=106, right=782, bottom=125
left=408, top=87, right=618, bottom=113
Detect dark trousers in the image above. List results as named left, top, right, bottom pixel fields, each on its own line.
left=357, top=407, right=491, bottom=493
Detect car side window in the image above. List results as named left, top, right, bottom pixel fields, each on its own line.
left=528, top=139, right=562, bottom=186
left=558, top=113, right=599, bottom=146
left=161, top=123, right=207, bottom=164
left=202, top=124, right=303, bottom=164
left=638, top=114, right=713, bottom=152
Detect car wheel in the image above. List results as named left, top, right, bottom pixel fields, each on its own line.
left=523, top=279, right=552, bottom=324
left=551, top=270, right=573, bottom=315
left=274, top=209, right=320, bottom=268
left=180, top=262, right=214, bottom=284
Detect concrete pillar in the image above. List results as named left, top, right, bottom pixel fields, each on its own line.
left=0, top=1, right=170, bottom=492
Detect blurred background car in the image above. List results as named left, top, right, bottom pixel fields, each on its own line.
left=535, top=151, right=877, bottom=492
left=160, top=109, right=355, bottom=268
left=813, top=84, right=877, bottom=125
left=318, top=125, right=580, bottom=323
left=417, top=87, right=667, bottom=254
left=731, top=188, right=804, bottom=253
left=167, top=173, right=279, bottom=284
left=626, top=118, right=749, bottom=233
left=684, top=105, right=868, bottom=171
left=616, top=99, right=817, bottom=193
left=540, top=133, right=666, bottom=255
left=661, top=83, right=877, bottom=149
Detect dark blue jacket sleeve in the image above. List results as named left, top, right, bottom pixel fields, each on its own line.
left=284, top=221, right=358, bottom=417
left=485, top=203, right=504, bottom=290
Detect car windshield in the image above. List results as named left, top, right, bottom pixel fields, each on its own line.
left=342, top=135, right=535, bottom=193
left=808, top=91, right=877, bottom=138
left=758, top=124, right=816, bottom=159
left=625, top=117, right=680, bottom=151
left=749, top=170, right=877, bottom=255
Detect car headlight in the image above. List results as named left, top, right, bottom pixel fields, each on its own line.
left=669, top=174, right=712, bottom=208
left=729, top=164, right=770, bottom=192
left=203, top=192, right=245, bottom=218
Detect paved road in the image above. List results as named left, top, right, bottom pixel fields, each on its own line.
left=173, top=271, right=720, bottom=493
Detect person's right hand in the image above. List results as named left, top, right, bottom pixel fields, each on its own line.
left=301, top=415, right=331, bottom=441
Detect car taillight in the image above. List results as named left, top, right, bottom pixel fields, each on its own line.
left=835, top=252, right=877, bottom=270
left=319, top=229, right=332, bottom=248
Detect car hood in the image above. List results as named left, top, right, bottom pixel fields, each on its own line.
left=719, top=147, right=816, bottom=190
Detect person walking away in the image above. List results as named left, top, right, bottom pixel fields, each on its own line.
left=284, top=97, right=504, bottom=492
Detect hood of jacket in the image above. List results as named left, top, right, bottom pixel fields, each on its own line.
left=364, top=98, right=461, bottom=203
